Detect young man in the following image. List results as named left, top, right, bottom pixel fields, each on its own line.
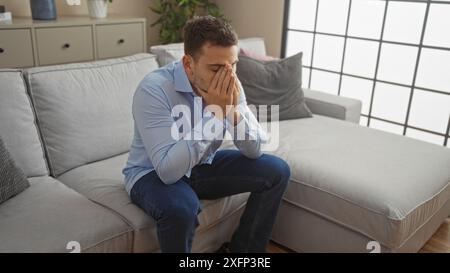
left=123, top=15, right=290, bottom=253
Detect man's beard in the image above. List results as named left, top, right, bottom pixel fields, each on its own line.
left=192, top=74, right=208, bottom=95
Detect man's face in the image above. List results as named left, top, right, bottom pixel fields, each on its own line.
left=183, top=42, right=239, bottom=94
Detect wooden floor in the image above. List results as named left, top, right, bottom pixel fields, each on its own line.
left=267, top=217, right=450, bottom=253
left=419, top=218, right=450, bottom=253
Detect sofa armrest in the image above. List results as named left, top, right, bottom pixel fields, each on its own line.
left=303, top=88, right=362, bottom=124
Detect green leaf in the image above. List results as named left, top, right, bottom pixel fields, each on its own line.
left=149, top=0, right=229, bottom=43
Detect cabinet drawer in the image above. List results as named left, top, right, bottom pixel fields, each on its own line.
left=36, top=26, right=94, bottom=66
left=96, top=23, right=144, bottom=59
left=0, top=29, right=34, bottom=68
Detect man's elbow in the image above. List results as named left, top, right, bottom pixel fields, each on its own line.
left=235, top=140, right=263, bottom=159
left=243, top=148, right=263, bottom=159
left=155, top=166, right=183, bottom=185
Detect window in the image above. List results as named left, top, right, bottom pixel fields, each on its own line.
left=340, top=76, right=373, bottom=115
left=282, top=0, right=450, bottom=147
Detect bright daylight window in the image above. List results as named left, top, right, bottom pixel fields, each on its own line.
left=282, top=0, right=450, bottom=147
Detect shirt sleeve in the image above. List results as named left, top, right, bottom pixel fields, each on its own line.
left=225, top=79, right=268, bottom=159
left=133, top=85, right=225, bottom=184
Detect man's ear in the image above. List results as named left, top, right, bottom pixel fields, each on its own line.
left=182, top=55, right=194, bottom=76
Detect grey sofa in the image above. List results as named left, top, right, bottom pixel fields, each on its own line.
left=0, top=54, right=248, bottom=253
left=0, top=38, right=449, bottom=253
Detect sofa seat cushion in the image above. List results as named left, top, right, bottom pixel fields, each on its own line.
left=0, top=176, right=132, bottom=253
left=25, top=54, right=159, bottom=176
left=57, top=153, right=250, bottom=250
left=220, top=115, right=450, bottom=249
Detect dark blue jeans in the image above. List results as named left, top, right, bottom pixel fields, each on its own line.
left=130, top=149, right=291, bottom=253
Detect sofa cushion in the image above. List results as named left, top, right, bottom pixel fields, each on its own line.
left=57, top=153, right=250, bottom=252
left=220, top=115, right=450, bottom=249
left=0, top=69, right=48, bottom=177
left=25, top=54, right=159, bottom=176
left=0, top=176, right=132, bottom=253
left=303, top=88, right=362, bottom=124
left=150, top=42, right=184, bottom=67
left=0, top=138, right=30, bottom=205
left=236, top=52, right=312, bottom=121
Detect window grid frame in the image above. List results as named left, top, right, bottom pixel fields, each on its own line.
left=281, top=0, right=450, bottom=147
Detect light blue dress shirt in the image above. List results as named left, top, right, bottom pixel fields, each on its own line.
left=123, top=60, right=265, bottom=195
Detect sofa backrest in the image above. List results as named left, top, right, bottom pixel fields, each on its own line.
left=0, top=69, right=49, bottom=178
left=1, top=37, right=267, bottom=178
left=150, top=37, right=268, bottom=67
left=24, top=54, right=159, bottom=176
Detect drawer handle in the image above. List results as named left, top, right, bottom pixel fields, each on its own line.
left=63, top=43, right=71, bottom=49
left=118, top=39, right=125, bottom=44
left=0, top=48, right=4, bottom=54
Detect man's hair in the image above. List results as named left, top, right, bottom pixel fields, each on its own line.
left=183, top=15, right=238, bottom=60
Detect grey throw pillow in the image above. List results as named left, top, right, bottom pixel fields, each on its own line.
left=236, top=52, right=312, bottom=121
left=0, top=138, right=30, bottom=204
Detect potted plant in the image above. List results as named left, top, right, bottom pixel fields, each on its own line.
left=87, top=0, right=113, bottom=19
left=150, top=0, right=229, bottom=44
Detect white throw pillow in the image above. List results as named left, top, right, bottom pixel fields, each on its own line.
left=150, top=43, right=185, bottom=67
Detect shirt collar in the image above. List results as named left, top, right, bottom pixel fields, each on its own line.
left=174, top=60, right=195, bottom=93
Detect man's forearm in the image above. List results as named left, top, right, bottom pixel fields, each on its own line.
left=145, top=114, right=225, bottom=184
left=226, top=109, right=263, bottom=159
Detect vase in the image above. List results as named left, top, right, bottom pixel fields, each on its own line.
left=87, top=0, right=108, bottom=19
left=30, top=0, right=57, bottom=20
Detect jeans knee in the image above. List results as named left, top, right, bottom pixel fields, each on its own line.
left=163, top=198, right=201, bottom=225
left=264, top=155, right=291, bottom=187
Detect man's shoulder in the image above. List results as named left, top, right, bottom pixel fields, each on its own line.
left=133, top=63, right=179, bottom=106
left=140, top=65, right=175, bottom=90
left=137, top=68, right=177, bottom=97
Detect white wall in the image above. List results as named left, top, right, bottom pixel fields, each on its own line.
left=215, top=0, right=285, bottom=58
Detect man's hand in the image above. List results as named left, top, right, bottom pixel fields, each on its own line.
left=232, top=77, right=240, bottom=107
left=230, top=78, right=242, bottom=127
left=194, top=64, right=236, bottom=121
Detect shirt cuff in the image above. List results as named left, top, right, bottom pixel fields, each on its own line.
left=226, top=111, right=260, bottom=141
